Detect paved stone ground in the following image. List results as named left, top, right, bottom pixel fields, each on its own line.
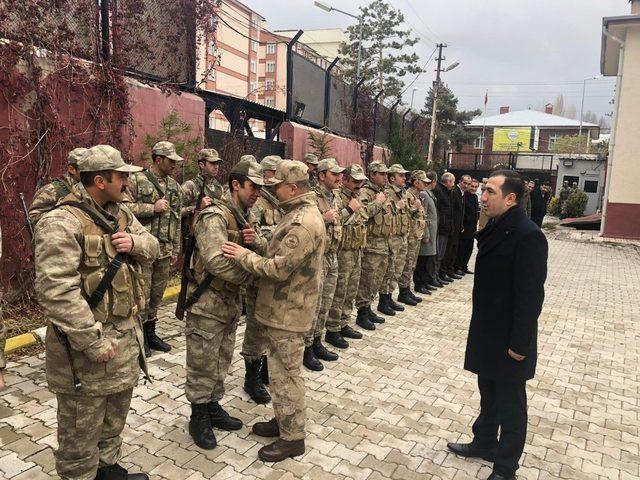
left=1, top=232, right=640, bottom=479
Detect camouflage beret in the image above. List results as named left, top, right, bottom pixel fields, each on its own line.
left=344, top=164, right=367, bottom=181
left=317, top=157, right=345, bottom=174
left=79, top=145, right=143, bottom=173
left=231, top=158, right=265, bottom=186
left=267, top=159, right=309, bottom=185
left=152, top=141, right=184, bottom=162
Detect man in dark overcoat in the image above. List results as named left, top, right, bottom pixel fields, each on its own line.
left=447, top=169, right=548, bottom=480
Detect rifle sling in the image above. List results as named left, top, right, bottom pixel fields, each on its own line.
left=143, top=170, right=166, bottom=198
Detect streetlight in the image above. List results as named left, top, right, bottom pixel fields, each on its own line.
left=410, top=87, right=418, bottom=110
left=579, top=75, right=601, bottom=135
left=314, top=1, right=363, bottom=82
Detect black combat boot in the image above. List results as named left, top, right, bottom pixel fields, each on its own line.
left=303, top=346, right=324, bottom=371
left=356, top=307, right=376, bottom=330
left=407, top=288, right=423, bottom=303
left=312, top=336, right=338, bottom=361
left=397, top=288, right=418, bottom=306
left=244, top=358, right=271, bottom=404
left=208, top=401, right=243, bottom=431
left=95, top=463, right=149, bottom=480
left=367, top=306, right=385, bottom=323
left=189, top=403, right=217, bottom=450
left=387, top=295, right=405, bottom=312
left=340, top=325, right=363, bottom=339
left=377, top=294, right=396, bottom=316
left=325, top=331, right=349, bottom=349
left=144, top=319, right=171, bottom=352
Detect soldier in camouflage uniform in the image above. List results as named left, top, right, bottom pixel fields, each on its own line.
left=125, top=141, right=183, bottom=356
left=398, top=170, right=428, bottom=304
left=181, top=148, right=224, bottom=221
left=29, top=147, right=88, bottom=226
left=303, top=158, right=347, bottom=371
left=378, top=164, right=413, bottom=312
left=354, top=162, right=391, bottom=324
left=34, top=145, right=159, bottom=480
left=0, top=224, right=5, bottom=390
left=242, top=154, right=282, bottom=404
left=304, top=153, right=319, bottom=188
left=327, top=164, right=369, bottom=340
left=184, top=158, right=265, bottom=450
left=221, top=159, right=325, bottom=463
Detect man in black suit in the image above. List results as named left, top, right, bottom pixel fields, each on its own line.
left=455, top=178, right=480, bottom=274
left=432, top=172, right=455, bottom=285
left=442, top=174, right=469, bottom=280
left=447, top=170, right=548, bottom=480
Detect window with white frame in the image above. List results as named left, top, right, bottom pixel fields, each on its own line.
left=266, top=43, right=276, bottom=54
left=265, top=79, right=275, bottom=90
left=473, top=135, right=484, bottom=149
left=208, top=41, right=217, bottom=56
left=548, top=133, right=560, bottom=148
left=208, top=68, right=216, bottom=81
left=250, top=60, right=257, bottom=73
left=266, top=61, right=275, bottom=73
left=250, top=82, right=257, bottom=94
left=251, top=40, right=258, bottom=52
left=251, top=16, right=258, bottom=28
left=265, top=97, right=275, bottom=108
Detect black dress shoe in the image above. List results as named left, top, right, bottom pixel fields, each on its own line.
left=455, top=269, right=466, bottom=276
left=425, top=284, right=437, bottom=291
left=464, top=269, right=474, bottom=274
left=447, top=442, right=495, bottom=462
left=439, top=276, right=451, bottom=284
left=448, top=272, right=463, bottom=279
left=340, top=325, right=363, bottom=339
left=486, top=473, right=515, bottom=480
left=325, top=331, right=349, bottom=349
left=415, top=285, right=432, bottom=295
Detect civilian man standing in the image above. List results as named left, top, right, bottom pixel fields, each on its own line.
left=433, top=172, right=454, bottom=283
left=447, top=170, right=548, bottom=480
left=455, top=178, right=480, bottom=275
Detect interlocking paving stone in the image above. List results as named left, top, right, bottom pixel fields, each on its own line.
left=1, top=232, right=639, bottom=479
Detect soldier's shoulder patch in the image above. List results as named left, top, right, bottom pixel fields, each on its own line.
left=284, top=234, right=300, bottom=250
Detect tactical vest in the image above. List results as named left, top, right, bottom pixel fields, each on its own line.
left=135, top=172, right=180, bottom=244
left=315, top=187, right=342, bottom=253
left=388, top=187, right=410, bottom=236
left=191, top=201, right=244, bottom=301
left=339, top=189, right=367, bottom=250
left=60, top=202, right=145, bottom=326
left=364, top=185, right=393, bottom=238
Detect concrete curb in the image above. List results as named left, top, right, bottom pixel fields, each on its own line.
left=3, top=285, right=182, bottom=356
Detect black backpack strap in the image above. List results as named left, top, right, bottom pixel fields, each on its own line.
left=143, top=170, right=166, bottom=198
left=58, top=201, right=125, bottom=310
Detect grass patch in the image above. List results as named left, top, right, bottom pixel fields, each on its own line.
left=2, top=292, right=47, bottom=338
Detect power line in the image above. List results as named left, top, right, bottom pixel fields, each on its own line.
left=399, top=45, right=438, bottom=96
left=401, top=0, right=443, bottom=43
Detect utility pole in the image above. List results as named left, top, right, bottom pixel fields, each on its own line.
left=427, top=43, right=446, bottom=164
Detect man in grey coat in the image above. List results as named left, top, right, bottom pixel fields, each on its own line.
left=414, top=171, right=440, bottom=291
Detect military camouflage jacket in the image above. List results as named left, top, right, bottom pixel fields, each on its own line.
left=29, top=174, right=79, bottom=226
left=35, top=185, right=159, bottom=395
left=385, top=184, right=411, bottom=236
left=235, top=192, right=326, bottom=333
left=314, top=184, right=348, bottom=254
left=308, top=171, right=318, bottom=188
left=180, top=174, right=223, bottom=218
left=187, top=198, right=265, bottom=321
left=361, top=181, right=393, bottom=238
left=250, top=195, right=283, bottom=240
left=126, top=169, right=182, bottom=258
left=407, top=187, right=426, bottom=240
left=339, top=186, right=368, bottom=250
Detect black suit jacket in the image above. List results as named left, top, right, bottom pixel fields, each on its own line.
left=433, top=182, right=453, bottom=235
left=461, top=192, right=479, bottom=239
left=464, top=206, right=548, bottom=382
left=451, top=184, right=465, bottom=234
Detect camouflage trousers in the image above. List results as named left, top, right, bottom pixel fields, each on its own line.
left=305, top=252, right=338, bottom=347
left=380, top=235, right=408, bottom=294
left=265, top=326, right=306, bottom=441
left=141, top=255, right=171, bottom=323
left=399, top=237, right=421, bottom=288
left=185, top=312, right=238, bottom=404
left=327, top=248, right=362, bottom=332
left=55, top=388, right=133, bottom=480
left=355, top=236, right=390, bottom=309
left=241, top=284, right=267, bottom=362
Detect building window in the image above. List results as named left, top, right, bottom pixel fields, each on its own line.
left=208, top=41, right=217, bottom=56
left=208, top=68, right=216, bottom=81
left=584, top=180, right=598, bottom=193
left=250, top=82, right=257, bottom=94
left=267, top=43, right=276, bottom=54
left=265, top=97, right=275, bottom=108
left=473, top=136, right=484, bottom=149
left=266, top=61, right=275, bottom=73
left=265, top=79, right=275, bottom=90
left=251, top=16, right=258, bottom=28
left=548, top=133, right=560, bottom=148
left=250, top=60, right=257, bottom=73
left=251, top=40, right=258, bottom=52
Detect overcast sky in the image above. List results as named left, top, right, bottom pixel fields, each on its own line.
left=241, top=0, right=629, bottom=123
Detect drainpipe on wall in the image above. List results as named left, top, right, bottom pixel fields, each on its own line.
left=600, top=26, right=625, bottom=237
